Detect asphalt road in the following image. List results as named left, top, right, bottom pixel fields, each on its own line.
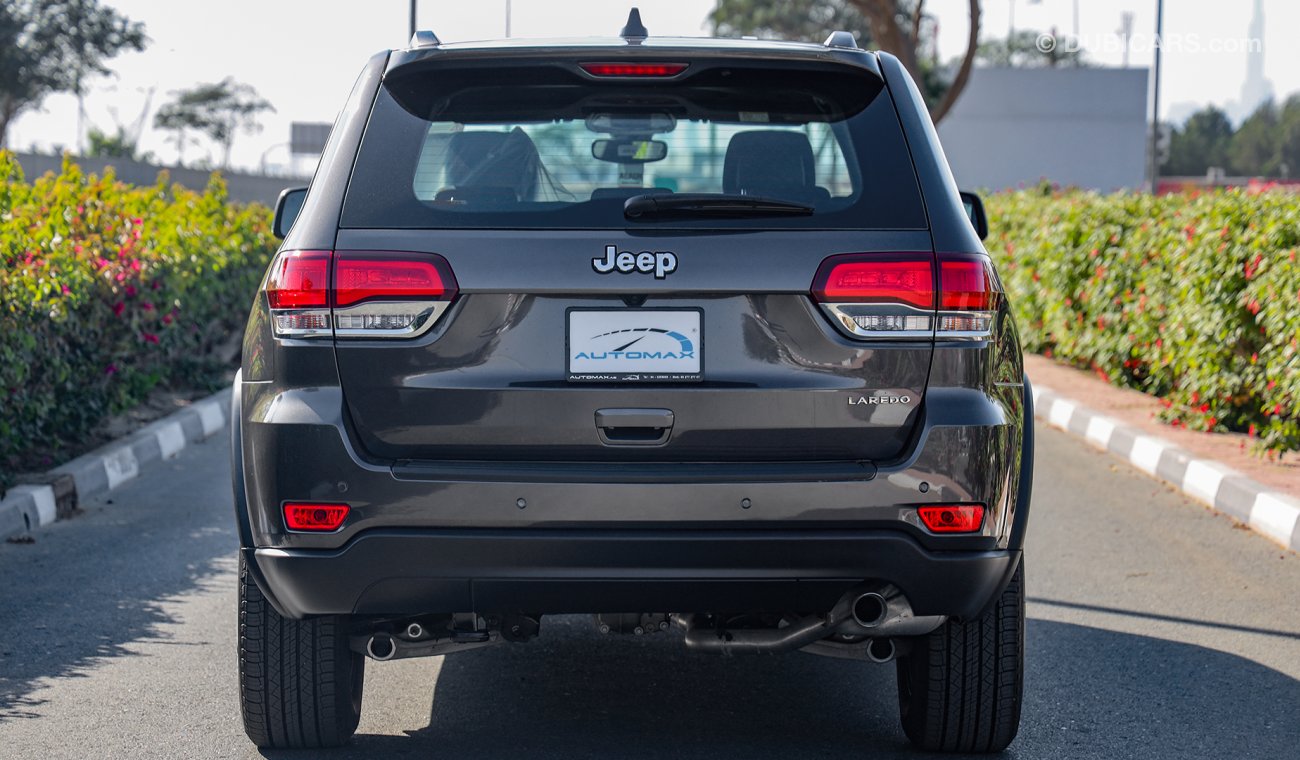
left=1, top=426, right=1297, bottom=759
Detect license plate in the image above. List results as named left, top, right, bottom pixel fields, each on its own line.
left=567, top=309, right=702, bottom=382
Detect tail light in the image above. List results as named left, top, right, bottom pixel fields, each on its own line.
left=811, top=253, right=1000, bottom=340
left=580, top=62, right=688, bottom=77
left=283, top=502, right=350, bottom=532
left=917, top=504, right=985, bottom=533
left=265, top=250, right=458, bottom=339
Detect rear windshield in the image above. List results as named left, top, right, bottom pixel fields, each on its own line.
left=341, top=58, right=927, bottom=230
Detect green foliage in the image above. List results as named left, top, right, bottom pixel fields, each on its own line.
left=1168, top=96, right=1300, bottom=178
left=0, top=0, right=147, bottom=145
left=710, top=0, right=872, bottom=45
left=0, top=151, right=275, bottom=485
left=975, top=29, right=1087, bottom=68
left=86, top=125, right=144, bottom=161
left=1230, top=100, right=1281, bottom=177
left=987, top=185, right=1300, bottom=456
left=1164, top=106, right=1234, bottom=176
left=153, top=77, right=274, bottom=168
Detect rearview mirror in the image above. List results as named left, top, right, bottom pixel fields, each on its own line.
left=273, top=186, right=308, bottom=238
left=959, top=190, right=988, bottom=241
left=592, top=138, right=668, bottom=164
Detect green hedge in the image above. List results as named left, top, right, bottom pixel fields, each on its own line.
left=987, top=185, right=1300, bottom=456
left=0, top=153, right=275, bottom=485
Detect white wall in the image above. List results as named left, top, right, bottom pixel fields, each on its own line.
left=937, top=67, right=1150, bottom=192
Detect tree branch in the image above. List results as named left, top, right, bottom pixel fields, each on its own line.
left=930, top=0, right=981, bottom=124
left=850, top=0, right=921, bottom=80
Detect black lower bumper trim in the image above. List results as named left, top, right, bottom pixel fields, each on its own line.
left=252, top=529, right=1016, bottom=620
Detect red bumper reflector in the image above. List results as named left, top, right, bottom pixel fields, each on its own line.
left=284, top=503, right=350, bottom=532
left=917, top=504, right=985, bottom=533
left=580, top=62, right=688, bottom=77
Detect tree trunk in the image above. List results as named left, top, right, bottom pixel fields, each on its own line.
left=853, top=0, right=921, bottom=80
left=0, top=97, right=20, bottom=150
left=850, top=0, right=982, bottom=126
left=929, top=0, right=982, bottom=124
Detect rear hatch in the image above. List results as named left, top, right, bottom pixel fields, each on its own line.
left=318, top=48, right=944, bottom=463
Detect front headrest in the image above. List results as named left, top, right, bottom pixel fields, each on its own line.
left=722, top=130, right=816, bottom=196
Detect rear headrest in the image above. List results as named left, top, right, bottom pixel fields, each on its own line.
left=446, top=128, right=541, bottom=200
left=723, top=131, right=816, bottom=196
left=446, top=132, right=511, bottom=186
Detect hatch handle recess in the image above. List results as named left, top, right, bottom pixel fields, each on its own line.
left=595, top=408, right=674, bottom=446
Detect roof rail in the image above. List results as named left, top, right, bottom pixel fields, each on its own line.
left=823, top=31, right=858, bottom=49
left=620, top=7, right=648, bottom=42
left=410, top=30, right=441, bottom=48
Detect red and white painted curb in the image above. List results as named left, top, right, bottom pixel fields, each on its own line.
left=1032, top=385, right=1300, bottom=553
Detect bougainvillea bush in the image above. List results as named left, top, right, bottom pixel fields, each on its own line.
left=987, top=185, right=1300, bottom=456
left=0, top=152, right=275, bottom=485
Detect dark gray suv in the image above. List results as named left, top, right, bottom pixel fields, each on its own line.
left=233, top=11, right=1032, bottom=753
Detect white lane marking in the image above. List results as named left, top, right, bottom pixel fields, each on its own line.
left=1249, top=493, right=1300, bottom=548
left=10, top=485, right=57, bottom=525
left=1084, top=415, right=1118, bottom=449
left=196, top=402, right=225, bottom=437
left=1182, top=459, right=1231, bottom=506
left=1047, top=399, right=1076, bottom=429
left=103, top=447, right=140, bottom=489
left=155, top=421, right=186, bottom=459
left=1129, top=436, right=1166, bottom=476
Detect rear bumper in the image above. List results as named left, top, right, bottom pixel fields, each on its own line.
left=249, top=528, right=1019, bottom=620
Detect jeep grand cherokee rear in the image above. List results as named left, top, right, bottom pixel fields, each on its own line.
left=233, top=13, right=1032, bottom=753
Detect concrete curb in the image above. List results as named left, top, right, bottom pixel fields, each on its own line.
left=0, top=387, right=231, bottom=541
left=1032, top=384, right=1300, bottom=553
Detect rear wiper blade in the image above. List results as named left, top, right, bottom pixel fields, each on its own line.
left=624, top=193, right=814, bottom=220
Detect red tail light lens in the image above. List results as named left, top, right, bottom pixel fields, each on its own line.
left=812, top=255, right=935, bottom=309
left=266, top=251, right=331, bottom=308
left=940, top=257, right=999, bottom=311
left=265, top=250, right=458, bottom=338
left=283, top=502, right=350, bottom=532
left=334, top=253, right=456, bottom=307
left=917, top=504, right=985, bottom=533
left=580, top=62, right=688, bottom=77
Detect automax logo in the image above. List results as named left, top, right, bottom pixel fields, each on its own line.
left=572, top=327, right=695, bottom=362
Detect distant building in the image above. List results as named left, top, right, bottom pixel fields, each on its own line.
left=1228, top=0, right=1273, bottom=124
left=937, top=66, right=1149, bottom=192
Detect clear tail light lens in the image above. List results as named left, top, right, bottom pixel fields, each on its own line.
left=812, top=253, right=1000, bottom=340
left=265, top=250, right=458, bottom=339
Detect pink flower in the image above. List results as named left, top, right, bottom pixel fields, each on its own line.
left=61, top=284, right=70, bottom=295
left=142, top=301, right=155, bottom=311
left=112, top=302, right=125, bottom=316
left=105, top=363, right=118, bottom=375
left=162, top=313, right=173, bottom=325
left=142, top=332, right=160, bottom=345
left=125, top=285, right=137, bottom=297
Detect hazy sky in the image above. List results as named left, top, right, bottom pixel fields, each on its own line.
left=6, top=0, right=1293, bottom=172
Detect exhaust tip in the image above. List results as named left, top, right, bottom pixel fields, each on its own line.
left=366, top=633, right=397, bottom=661
left=852, top=592, right=888, bottom=628
left=405, top=622, right=424, bottom=639
left=867, top=637, right=896, bottom=663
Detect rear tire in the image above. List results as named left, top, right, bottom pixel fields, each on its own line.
left=238, top=553, right=365, bottom=748
left=895, top=560, right=1024, bottom=753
